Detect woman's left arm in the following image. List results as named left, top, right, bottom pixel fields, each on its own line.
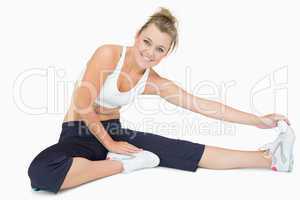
left=144, top=72, right=290, bottom=129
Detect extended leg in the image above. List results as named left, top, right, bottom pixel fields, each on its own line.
left=198, top=145, right=272, bottom=170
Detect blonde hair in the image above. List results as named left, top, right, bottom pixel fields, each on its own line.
left=137, top=7, right=178, bottom=54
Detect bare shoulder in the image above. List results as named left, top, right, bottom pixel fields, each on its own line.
left=86, top=44, right=122, bottom=72
left=77, top=44, right=123, bottom=88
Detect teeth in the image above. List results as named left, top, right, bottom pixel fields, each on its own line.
left=143, top=56, right=151, bottom=61
left=141, top=53, right=151, bottom=62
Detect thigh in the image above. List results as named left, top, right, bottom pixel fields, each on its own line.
left=28, top=137, right=108, bottom=193
left=111, top=128, right=205, bottom=172
left=58, top=120, right=109, bottom=161
left=56, top=136, right=108, bottom=161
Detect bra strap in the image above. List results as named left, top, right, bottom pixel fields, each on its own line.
left=115, top=46, right=126, bottom=71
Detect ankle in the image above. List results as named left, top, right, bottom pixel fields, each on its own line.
left=109, top=160, right=124, bottom=172
left=261, top=150, right=272, bottom=168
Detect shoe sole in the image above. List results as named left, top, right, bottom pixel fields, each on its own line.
left=286, top=133, right=295, bottom=172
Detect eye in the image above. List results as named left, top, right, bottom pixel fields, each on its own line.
left=158, top=48, right=164, bottom=53
left=143, top=39, right=150, bottom=46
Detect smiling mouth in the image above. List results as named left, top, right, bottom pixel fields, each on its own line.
left=140, top=52, right=153, bottom=62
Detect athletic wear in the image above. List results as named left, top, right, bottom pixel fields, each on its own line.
left=88, top=45, right=150, bottom=108
left=75, top=46, right=149, bottom=108
left=259, top=120, right=295, bottom=172
left=107, top=150, right=160, bottom=173
left=28, top=119, right=205, bottom=193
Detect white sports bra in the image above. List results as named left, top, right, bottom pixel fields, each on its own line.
left=77, top=46, right=150, bottom=109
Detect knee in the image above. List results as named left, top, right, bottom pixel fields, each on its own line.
left=28, top=149, right=73, bottom=193
left=28, top=153, right=48, bottom=190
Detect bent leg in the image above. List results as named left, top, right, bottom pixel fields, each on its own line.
left=28, top=138, right=122, bottom=193
left=60, top=157, right=122, bottom=190
left=198, top=145, right=272, bottom=170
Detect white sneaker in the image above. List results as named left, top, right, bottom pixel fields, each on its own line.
left=259, top=120, right=296, bottom=172
left=106, top=150, right=160, bottom=173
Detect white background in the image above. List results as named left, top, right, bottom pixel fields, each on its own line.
left=1, top=0, right=299, bottom=199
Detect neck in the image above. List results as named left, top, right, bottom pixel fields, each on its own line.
left=125, top=47, right=147, bottom=75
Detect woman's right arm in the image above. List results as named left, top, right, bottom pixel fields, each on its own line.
left=73, top=45, right=142, bottom=154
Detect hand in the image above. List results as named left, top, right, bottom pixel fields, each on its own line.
left=104, top=139, right=143, bottom=155
left=256, top=113, right=290, bottom=129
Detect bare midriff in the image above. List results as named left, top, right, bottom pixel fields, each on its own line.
left=63, top=103, right=121, bottom=122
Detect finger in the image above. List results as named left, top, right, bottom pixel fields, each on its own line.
left=275, top=116, right=290, bottom=126
left=122, top=151, right=135, bottom=156
left=117, top=148, right=135, bottom=155
left=127, top=144, right=143, bottom=151
left=120, top=143, right=136, bottom=149
left=260, top=117, right=274, bottom=127
left=117, top=143, right=137, bottom=151
left=118, top=142, right=142, bottom=153
left=123, top=142, right=142, bottom=150
left=273, top=114, right=287, bottom=120
left=124, top=146, right=142, bottom=153
left=122, top=149, right=138, bottom=155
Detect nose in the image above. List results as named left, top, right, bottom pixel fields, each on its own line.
left=144, top=47, right=155, bottom=59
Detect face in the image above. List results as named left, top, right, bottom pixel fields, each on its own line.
left=133, top=23, right=173, bottom=69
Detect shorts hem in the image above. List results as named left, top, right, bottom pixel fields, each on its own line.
left=189, top=144, right=206, bottom=172
left=52, top=157, right=74, bottom=194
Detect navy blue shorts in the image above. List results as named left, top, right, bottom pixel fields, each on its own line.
left=28, top=119, right=205, bottom=193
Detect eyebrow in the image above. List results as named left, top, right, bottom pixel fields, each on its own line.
left=145, top=37, right=167, bottom=50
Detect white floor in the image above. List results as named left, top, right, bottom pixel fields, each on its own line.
left=16, top=162, right=300, bottom=200
left=6, top=116, right=300, bottom=200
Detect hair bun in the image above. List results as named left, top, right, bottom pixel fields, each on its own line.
left=152, top=7, right=177, bottom=26
left=137, top=7, right=179, bottom=54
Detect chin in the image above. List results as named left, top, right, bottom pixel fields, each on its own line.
left=138, top=60, right=150, bottom=69
left=139, top=60, right=155, bottom=70
left=133, top=50, right=151, bottom=69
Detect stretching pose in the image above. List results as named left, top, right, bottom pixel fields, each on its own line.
left=28, top=7, right=295, bottom=193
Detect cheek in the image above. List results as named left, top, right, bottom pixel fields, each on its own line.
left=134, top=44, right=144, bottom=57
left=154, top=53, right=165, bottom=62
left=134, top=46, right=142, bottom=58
left=136, top=38, right=146, bottom=50
left=133, top=47, right=146, bottom=65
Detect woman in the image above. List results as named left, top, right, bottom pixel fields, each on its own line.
left=28, top=7, right=295, bottom=193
